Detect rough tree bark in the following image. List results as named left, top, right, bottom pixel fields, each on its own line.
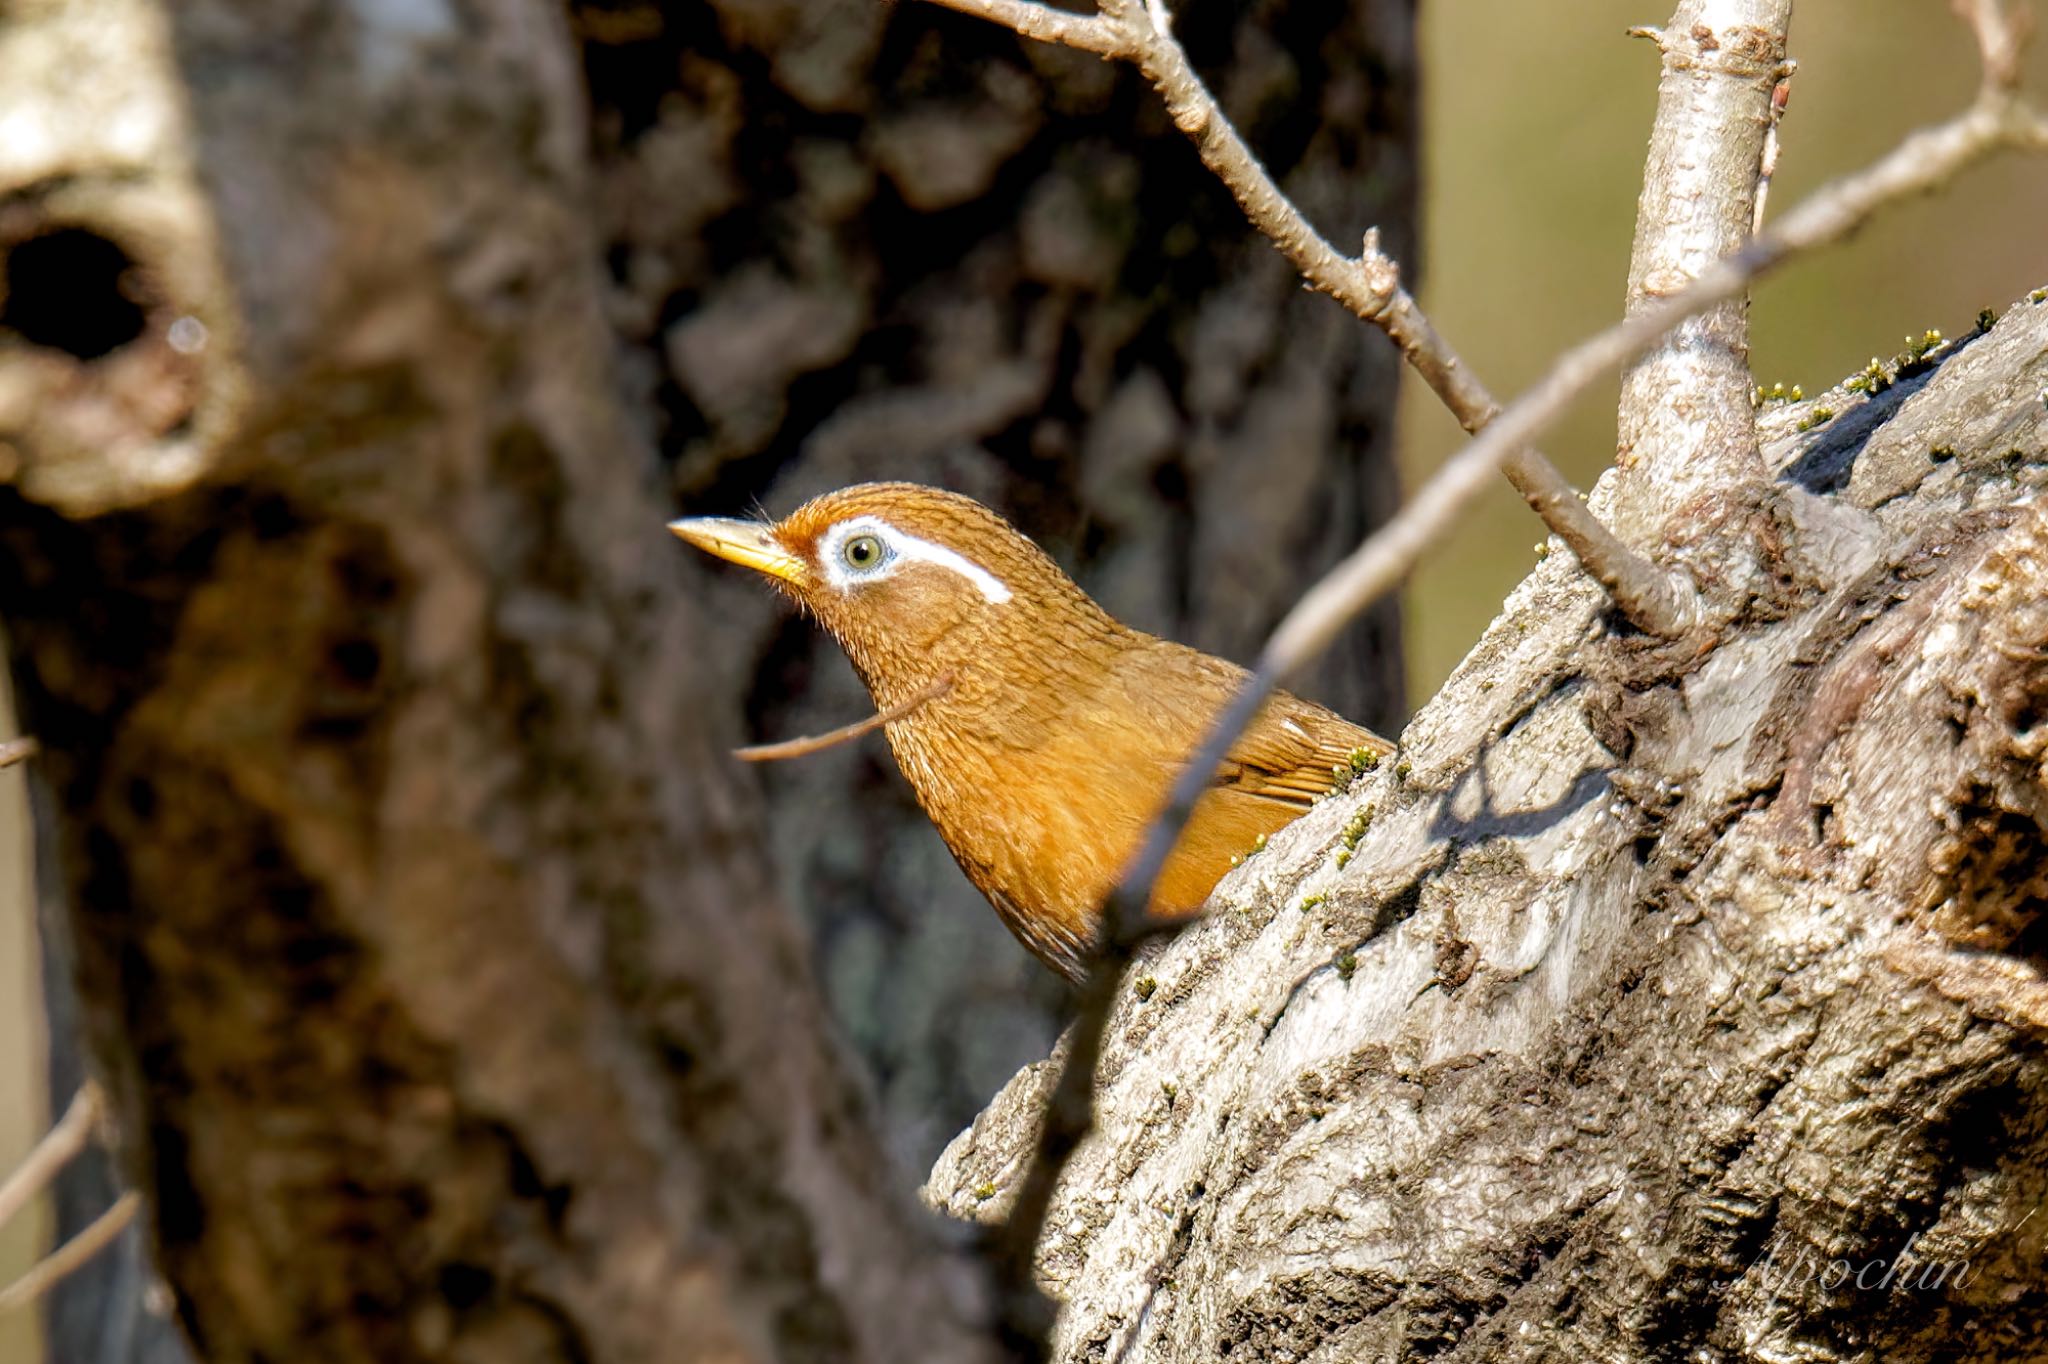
left=930, top=299, right=2048, bottom=1359
left=0, top=1, right=1001, bottom=1360
left=0, top=0, right=1415, bottom=1360
left=920, top=3, right=2047, bottom=1353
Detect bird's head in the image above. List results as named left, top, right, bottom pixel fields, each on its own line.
left=670, top=483, right=1107, bottom=702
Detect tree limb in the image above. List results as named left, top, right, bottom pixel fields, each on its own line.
left=913, top=0, right=1698, bottom=637
left=1610, top=1, right=1791, bottom=574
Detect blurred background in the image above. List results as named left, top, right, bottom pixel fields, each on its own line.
left=1, top=1, right=2042, bottom=1359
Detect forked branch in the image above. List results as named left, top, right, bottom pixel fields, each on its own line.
left=0, top=1082, right=138, bottom=1319
left=920, top=0, right=1701, bottom=637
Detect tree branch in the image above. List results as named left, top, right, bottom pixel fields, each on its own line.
left=969, top=3, right=2048, bottom=1350
left=734, top=675, right=953, bottom=762
left=0, top=1083, right=101, bottom=1232
left=912, top=0, right=1700, bottom=637
left=0, top=1192, right=140, bottom=1317
left=1957, top=0, right=2032, bottom=90
left=1610, top=2, right=1791, bottom=556
left=918, top=0, right=1129, bottom=57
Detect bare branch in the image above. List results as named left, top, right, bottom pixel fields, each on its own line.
left=1610, top=2, right=1790, bottom=555
left=1956, top=0, right=2031, bottom=90
left=916, top=0, right=1129, bottom=57
left=914, top=0, right=1700, bottom=636
left=0, top=1191, right=141, bottom=1317
left=734, top=675, right=954, bottom=761
left=1496, top=432, right=1702, bottom=635
left=0, top=1083, right=102, bottom=1232
left=1263, top=82, right=2048, bottom=689
left=0, top=737, right=37, bottom=769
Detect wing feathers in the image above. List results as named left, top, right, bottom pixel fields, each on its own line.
left=1215, top=694, right=1395, bottom=810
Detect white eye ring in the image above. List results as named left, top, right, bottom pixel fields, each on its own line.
left=816, top=516, right=1013, bottom=604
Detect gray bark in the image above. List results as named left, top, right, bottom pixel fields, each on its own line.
left=1614, top=0, right=1787, bottom=531
left=929, top=298, right=2048, bottom=1361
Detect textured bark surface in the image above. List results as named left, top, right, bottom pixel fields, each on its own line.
left=929, top=297, right=2048, bottom=1361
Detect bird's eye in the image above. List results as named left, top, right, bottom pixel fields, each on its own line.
left=841, top=533, right=886, bottom=570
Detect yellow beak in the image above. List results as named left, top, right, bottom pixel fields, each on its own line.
left=667, top=517, right=807, bottom=586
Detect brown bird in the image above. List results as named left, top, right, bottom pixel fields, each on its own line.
left=670, top=484, right=1393, bottom=981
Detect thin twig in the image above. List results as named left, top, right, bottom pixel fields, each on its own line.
left=921, top=0, right=1128, bottom=56
left=0, top=737, right=37, bottom=769
left=0, top=1083, right=101, bottom=1231
left=1956, top=0, right=2031, bottom=89
left=0, top=1191, right=141, bottom=1316
left=917, top=0, right=1700, bottom=636
left=734, top=675, right=953, bottom=762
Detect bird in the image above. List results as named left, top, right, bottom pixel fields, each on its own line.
left=670, top=483, right=1394, bottom=982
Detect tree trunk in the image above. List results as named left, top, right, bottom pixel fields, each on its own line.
left=929, top=298, right=2048, bottom=1360
left=0, top=0, right=1415, bottom=1359
left=0, top=1, right=992, bottom=1359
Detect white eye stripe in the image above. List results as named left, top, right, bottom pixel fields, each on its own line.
left=818, top=516, right=1013, bottom=604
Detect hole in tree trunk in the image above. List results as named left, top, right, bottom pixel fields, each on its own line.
left=1, top=227, right=151, bottom=359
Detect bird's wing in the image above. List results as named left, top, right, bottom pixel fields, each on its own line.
left=1110, top=638, right=1395, bottom=811
left=1212, top=693, right=1396, bottom=810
